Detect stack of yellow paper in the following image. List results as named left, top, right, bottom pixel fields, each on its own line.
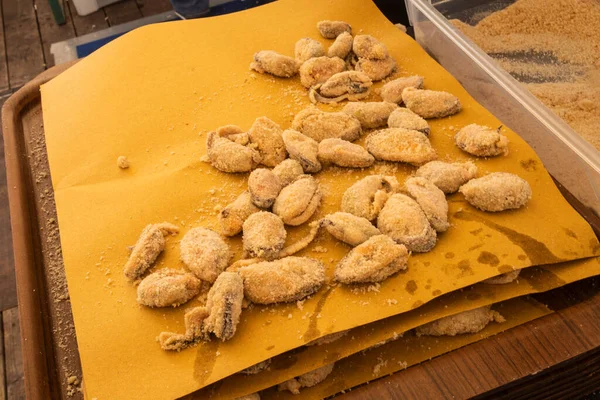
left=257, top=296, right=553, bottom=400
left=194, top=260, right=597, bottom=399
left=39, top=0, right=600, bottom=398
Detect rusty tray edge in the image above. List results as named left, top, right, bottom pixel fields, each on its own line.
left=2, top=61, right=78, bottom=400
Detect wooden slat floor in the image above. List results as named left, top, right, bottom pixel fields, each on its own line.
left=0, top=1, right=172, bottom=398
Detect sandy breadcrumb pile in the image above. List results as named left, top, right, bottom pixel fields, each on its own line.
left=453, top=0, right=600, bottom=150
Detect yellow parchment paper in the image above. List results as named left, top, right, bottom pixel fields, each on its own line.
left=39, top=0, right=600, bottom=398
left=261, top=296, right=553, bottom=399
left=197, top=256, right=599, bottom=400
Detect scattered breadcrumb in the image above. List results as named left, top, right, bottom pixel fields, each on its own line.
left=312, top=246, right=328, bottom=253
left=416, top=306, right=505, bottom=336
left=117, top=156, right=129, bottom=169
left=372, top=357, right=388, bottom=376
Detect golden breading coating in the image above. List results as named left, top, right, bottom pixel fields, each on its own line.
left=202, top=272, right=244, bottom=341
left=455, top=124, right=509, bottom=157
left=335, top=235, right=409, bottom=283
left=182, top=306, right=208, bottom=339
left=296, top=363, right=335, bottom=387
left=377, top=194, right=437, bottom=252
left=352, top=35, right=389, bottom=60
left=240, top=359, right=272, bottom=375
left=483, top=269, right=521, bottom=284
left=459, top=172, right=532, bottom=212
left=322, top=212, right=381, bottom=246
left=387, top=107, right=430, bottom=135
left=341, top=175, right=400, bottom=221
left=299, top=56, right=346, bottom=89
left=180, top=228, right=232, bottom=283
left=117, top=155, right=129, bottom=169
left=207, top=131, right=261, bottom=173
left=318, top=71, right=372, bottom=99
left=310, top=71, right=373, bottom=104
left=248, top=168, right=283, bottom=209
left=277, top=219, right=321, bottom=258
left=272, top=159, right=304, bottom=187
left=158, top=332, right=189, bottom=351
left=366, top=332, right=405, bottom=350
left=294, top=37, right=325, bottom=63
left=239, top=256, right=325, bottom=304
left=235, top=394, right=260, bottom=400
left=250, top=50, right=299, bottom=78
left=404, top=177, right=449, bottom=233
left=327, top=31, right=353, bottom=58
left=278, top=378, right=300, bottom=394
left=292, top=106, right=362, bottom=143
left=355, top=56, right=396, bottom=81
left=282, top=129, right=322, bottom=173
left=158, top=306, right=209, bottom=351
left=365, top=128, right=437, bottom=166
left=415, top=161, right=477, bottom=194
left=243, top=212, right=286, bottom=260
left=277, top=363, right=335, bottom=394
left=343, top=101, right=398, bottom=129
left=380, top=75, right=424, bottom=104
left=402, top=87, right=462, bottom=119
left=124, top=222, right=179, bottom=281
left=137, top=269, right=201, bottom=308
left=218, top=191, right=261, bottom=237
left=216, top=124, right=243, bottom=137
left=273, top=175, right=322, bottom=226
left=416, top=306, right=505, bottom=336
left=317, top=20, right=352, bottom=38
left=228, top=133, right=250, bottom=146
left=247, top=117, right=287, bottom=167
left=216, top=125, right=249, bottom=146
left=306, top=330, right=349, bottom=346
left=317, top=138, right=374, bottom=168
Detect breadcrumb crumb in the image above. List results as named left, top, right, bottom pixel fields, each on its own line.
left=117, top=156, right=129, bottom=169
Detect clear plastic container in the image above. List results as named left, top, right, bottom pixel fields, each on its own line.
left=404, top=0, right=600, bottom=217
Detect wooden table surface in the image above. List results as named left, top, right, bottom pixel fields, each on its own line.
left=1, top=2, right=599, bottom=400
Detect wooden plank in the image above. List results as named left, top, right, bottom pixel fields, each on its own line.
left=0, top=312, right=6, bottom=400
left=3, top=307, right=24, bottom=400
left=36, top=0, right=76, bottom=68
left=103, top=0, right=142, bottom=26
left=2, top=0, right=45, bottom=88
left=65, top=0, right=109, bottom=36
left=478, top=348, right=600, bottom=399
left=136, top=0, right=172, bottom=17
left=339, top=282, right=600, bottom=400
left=0, top=1, right=9, bottom=93
left=0, top=93, right=16, bottom=312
